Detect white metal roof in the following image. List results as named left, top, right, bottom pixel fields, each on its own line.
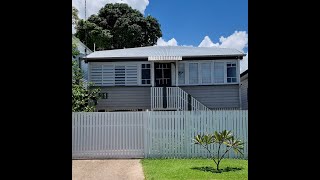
left=85, top=46, right=245, bottom=59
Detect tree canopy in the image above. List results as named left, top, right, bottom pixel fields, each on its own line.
left=75, top=3, right=162, bottom=50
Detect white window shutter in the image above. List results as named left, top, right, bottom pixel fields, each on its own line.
left=90, top=65, right=103, bottom=86
left=125, top=65, right=138, bottom=85
left=102, top=65, right=114, bottom=86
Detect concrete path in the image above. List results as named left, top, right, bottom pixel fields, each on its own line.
left=72, top=159, right=145, bottom=180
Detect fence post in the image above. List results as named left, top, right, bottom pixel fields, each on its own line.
left=185, top=111, right=191, bottom=158
left=144, top=110, right=149, bottom=158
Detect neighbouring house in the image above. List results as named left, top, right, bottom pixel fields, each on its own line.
left=72, top=35, right=93, bottom=81
left=83, top=46, right=246, bottom=112
left=240, top=69, right=248, bottom=110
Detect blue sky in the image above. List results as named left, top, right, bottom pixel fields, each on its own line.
left=145, top=0, right=248, bottom=46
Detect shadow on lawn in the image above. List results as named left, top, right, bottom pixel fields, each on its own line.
left=191, top=166, right=243, bottom=173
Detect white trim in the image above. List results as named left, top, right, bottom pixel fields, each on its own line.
left=140, top=63, right=152, bottom=86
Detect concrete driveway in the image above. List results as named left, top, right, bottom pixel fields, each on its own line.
left=72, top=159, right=145, bottom=180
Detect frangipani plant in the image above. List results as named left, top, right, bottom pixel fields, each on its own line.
left=194, top=130, right=244, bottom=171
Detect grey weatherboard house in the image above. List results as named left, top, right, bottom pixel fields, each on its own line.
left=83, top=46, right=246, bottom=112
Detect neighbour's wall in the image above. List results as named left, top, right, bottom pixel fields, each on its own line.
left=96, top=87, right=151, bottom=111
left=240, top=74, right=248, bottom=110
left=180, top=85, right=240, bottom=109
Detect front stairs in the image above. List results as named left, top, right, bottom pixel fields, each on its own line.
left=151, top=87, right=210, bottom=111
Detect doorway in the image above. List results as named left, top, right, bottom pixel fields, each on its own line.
left=154, top=63, right=171, bottom=87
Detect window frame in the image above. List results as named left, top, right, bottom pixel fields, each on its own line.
left=141, top=63, right=151, bottom=86
left=226, top=62, right=237, bottom=83
left=89, top=61, right=149, bottom=87
left=176, top=60, right=239, bottom=86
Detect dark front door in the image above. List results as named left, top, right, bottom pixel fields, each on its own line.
left=155, top=63, right=171, bottom=87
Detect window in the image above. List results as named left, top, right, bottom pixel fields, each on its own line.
left=141, top=64, right=151, bottom=85
left=115, top=65, right=125, bottom=85
left=227, top=63, right=237, bottom=83
left=189, top=63, right=198, bottom=84
left=178, top=63, right=185, bottom=84
left=201, top=63, right=211, bottom=84
left=214, top=62, right=224, bottom=83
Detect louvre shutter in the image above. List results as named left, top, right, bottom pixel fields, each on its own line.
left=102, top=65, right=114, bottom=86
left=125, top=65, right=138, bottom=85
left=115, top=65, right=126, bottom=86
left=90, top=65, right=103, bottom=86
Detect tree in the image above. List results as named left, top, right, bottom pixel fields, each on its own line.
left=72, top=6, right=79, bottom=26
left=72, top=40, right=100, bottom=112
left=193, top=130, right=244, bottom=172
left=75, top=3, right=162, bottom=50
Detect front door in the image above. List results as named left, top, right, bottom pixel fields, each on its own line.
left=155, top=63, right=171, bottom=87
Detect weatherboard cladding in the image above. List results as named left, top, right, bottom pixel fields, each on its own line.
left=95, top=85, right=240, bottom=111
left=85, top=46, right=245, bottom=60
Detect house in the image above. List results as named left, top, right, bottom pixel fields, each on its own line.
left=72, top=35, right=93, bottom=81
left=83, top=46, right=246, bottom=112
left=240, top=69, right=248, bottom=110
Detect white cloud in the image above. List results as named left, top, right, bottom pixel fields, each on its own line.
left=72, top=0, right=149, bottom=20
left=219, top=31, right=248, bottom=52
left=198, top=31, right=248, bottom=52
left=198, top=36, right=219, bottom=47
left=199, top=31, right=248, bottom=72
left=156, top=38, right=178, bottom=46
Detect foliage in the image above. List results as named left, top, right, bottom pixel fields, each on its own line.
left=141, top=158, right=248, bottom=180
left=72, top=6, right=79, bottom=26
left=75, top=3, right=162, bottom=50
left=193, top=130, right=244, bottom=171
left=75, top=20, right=112, bottom=51
left=72, top=40, right=79, bottom=58
left=72, top=40, right=100, bottom=112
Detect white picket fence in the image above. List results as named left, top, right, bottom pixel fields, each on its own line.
left=72, top=110, right=248, bottom=159
left=72, top=112, right=146, bottom=159
left=145, top=111, right=248, bottom=159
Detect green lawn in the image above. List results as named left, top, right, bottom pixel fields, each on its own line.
left=141, top=158, right=248, bottom=180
